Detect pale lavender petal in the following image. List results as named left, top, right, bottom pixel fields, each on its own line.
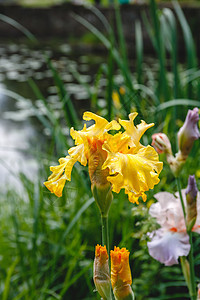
left=153, top=191, right=177, bottom=208
left=150, top=192, right=180, bottom=227
left=175, top=189, right=187, bottom=205
left=147, top=230, right=190, bottom=266
left=195, top=192, right=200, bottom=231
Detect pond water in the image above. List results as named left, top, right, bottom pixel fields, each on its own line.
left=0, top=40, right=106, bottom=192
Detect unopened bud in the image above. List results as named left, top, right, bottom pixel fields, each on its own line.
left=110, top=247, right=134, bottom=300
left=93, top=244, right=112, bottom=300
left=178, top=107, right=200, bottom=158
left=180, top=257, right=190, bottom=289
left=152, top=133, right=172, bottom=155
left=185, top=175, right=198, bottom=232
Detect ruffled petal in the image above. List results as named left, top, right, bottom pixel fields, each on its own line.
left=68, top=143, right=87, bottom=166
left=69, top=112, right=121, bottom=170
left=150, top=192, right=179, bottom=226
left=83, top=111, right=120, bottom=137
left=103, top=132, right=130, bottom=154
left=147, top=230, right=190, bottom=266
left=44, top=156, right=76, bottom=197
left=102, top=144, right=162, bottom=204
left=151, top=192, right=186, bottom=231
left=119, top=112, right=154, bottom=148
left=110, top=247, right=132, bottom=288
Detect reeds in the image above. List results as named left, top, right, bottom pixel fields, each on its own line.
left=0, top=0, right=200, bottom=299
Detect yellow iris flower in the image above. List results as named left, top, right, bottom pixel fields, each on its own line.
left=44, top=111, right=163, bottom=203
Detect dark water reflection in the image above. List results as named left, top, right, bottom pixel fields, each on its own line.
left=0, top=41, right=106, bottom=191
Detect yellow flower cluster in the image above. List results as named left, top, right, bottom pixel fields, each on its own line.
left=44, top=111, right=163, bottom=204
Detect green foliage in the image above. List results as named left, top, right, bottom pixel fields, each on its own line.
left=1, top=0, right=200, bottom=299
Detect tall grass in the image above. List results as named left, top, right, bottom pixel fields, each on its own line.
left=1, top=0, right=200, bottom=299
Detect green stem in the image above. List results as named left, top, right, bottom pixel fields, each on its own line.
left=176, top=177, right=186, bottom=219
left=101, top=214, right=113, bottom=300
left=101, top=215, right=109, bottom=253
left=176, top=177, right=196, bottom=300
left=188, top=232, right=196, bottom=300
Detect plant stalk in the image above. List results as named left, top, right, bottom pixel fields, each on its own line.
left=188, top=232, right=196, bottom=300
left=101, top=214, right=109, bottom=253
left=176, top=177, right=196, bottom=300
left=101, top=214, right=113, bottom=300
left=176, top=177, right=186, bottom=219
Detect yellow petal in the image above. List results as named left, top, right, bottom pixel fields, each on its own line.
left=68, top=144, right=87, bottom=166
left=103, top=145, right=163, bottom=204
left=103, top=132, right=130, bottom=154
left=44, top=177, right=66, bottom=198
left=110, top=246, right=132, bottom=288
left=68, top=112, right=121, bottom=181
left=83, top=111, right=120, bottom=137
left=95, top=244, right=108, bottom=263
left=70, top=126, right=85, bottom=145
left=119, top=112, right=154, bottom=148
left=44, top=156, right=76, bottom=197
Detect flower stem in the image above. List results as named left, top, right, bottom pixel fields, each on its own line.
left=188, top=232, right=196, bottom=300
left=101, top=215, right=109, bottom=252
left=176, top=177, right=186, bottom=219
left=101, top=214, right=113, bottom=300
left=176, top=177, right=196, bottom=300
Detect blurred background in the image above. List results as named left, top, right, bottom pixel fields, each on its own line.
left=0, top=0, right=200, bottom=299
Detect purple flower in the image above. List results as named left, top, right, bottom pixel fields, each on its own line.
left=178, top=107, right=200, bottom=157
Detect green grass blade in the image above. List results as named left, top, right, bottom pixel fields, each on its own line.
left=65, top=197, right=95, bottom=236
left=162, top=8, right=180, bottom=99
left=47, top=59, right=79, bottom=128
left=173, top=1, right=197, bottom=69
left=173, top=1, right=198, bottom=98
left=156, top=99, right=200, bottom=112
left=72, top=13, right=142, bottom=117
left=135, top=20, right=143, bottom=84
left=3, top=258, right=19, bottom=300
left=60, top=262, right=92, bottom=296
left=0, top=86, right=52, bottom=131
left=91, top=64, right=104, bottom=111
left=28, top=78, right=57, bottom=127
left=0, top=13, right=37, bottom=42
left=89, top=4, right=112, bottom=32
left=149, top=0, right=170, bottom=102
left=114, top=1, right=129, bottom=69
left=106, top=45, right=114, bottom=121
left=50, top=197, right=95, bottom=284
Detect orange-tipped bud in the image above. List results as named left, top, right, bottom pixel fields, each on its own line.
left=110, top=247, right=134, bottom=300
left=93, top=245, right=112, bottom=300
